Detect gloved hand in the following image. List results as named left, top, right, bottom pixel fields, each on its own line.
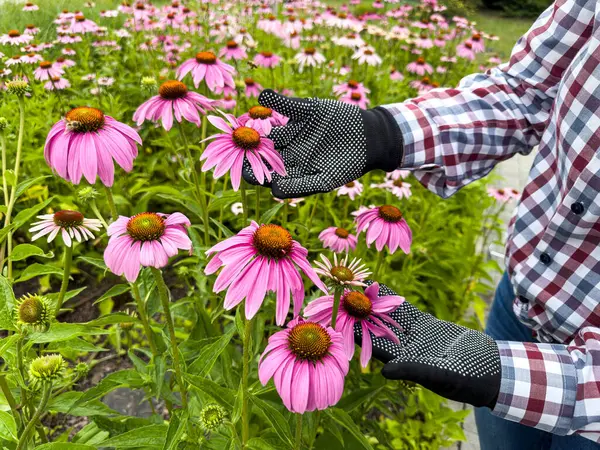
left=242, top=89, right=403, bottom=199
left=355, top=282, right=501, bottom=409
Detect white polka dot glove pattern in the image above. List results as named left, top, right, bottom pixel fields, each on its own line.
left=242, top=89, right=403, bottom=199
left=356, top=282, right=501, bottom=409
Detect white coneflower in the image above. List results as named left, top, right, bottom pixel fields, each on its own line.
left=29, top=210, right=102, bottom=247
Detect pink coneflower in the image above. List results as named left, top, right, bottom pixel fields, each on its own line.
left=274, top=197, right=304, bottom=207
left=219, top=40, right=247, bottom=61
left=69, top=14, right=98, bottom=33
left=105, top=212, right=192, bottom=282
left=97, top=77, right=114, bottom=86
left=332, top=80, right=370, bottom=98
left=220, top=94, right=236, bottom=110
left=304, top=282, right=404, bottom=367
left=176, top=51, right=236, bottom=92
left=336, top=180, right=363, bottom=200
left=253, top=51, right=281, bottom=68
left=0, top=30, right=34, bottom=46
left=21, top=53, right=42, bottom=64
left=29, top=210, right=102, bottom=247
left=44, top=106, right=141, bottom=186
left=201, top=113, right=286, bottom=191
left=5, top=56, right=22, bottom=67
left=133, top=80, right=214, bottom=131
left=44, top=77, right=70, bottom=90
left=54, top=57, right=75, bottom=69
left=259, top=317, right=348, bottom=413
left=469, top=32, right=485, bottom=52
left=294, top=47, right=326, bottom=72
left=390, top=67, right=404, bottom=81
left=22, top=2, right=39, bottom=11
left=0, top=69, right=12, bottom=78
left=244, top=78, right=263, bottom=98
left=62, top=48, right=76, bottom=56
left=206, top=222, right=327, bottom=324
left=237, top=105, right=288, bottom=135
left=314, top=254, right=370, bottom=287
left=318, top=227, right=358, bottom=254
left=352, top=46, right=382, bottom=66
left=372, top=178, right=412, bottom=199
left=508, top=188, right=520, bottom=200
left=406, top=57, right=433, bottom=76
left=24, top=24, right=40, bottom=35
left=283, top=31, right=301, bottom=49
left=355, top=205, right=412, bottom=254
left=415, top=34, right=434, bottom=49
left=340, top=92, right=369, bottom=109
left=34, top=61, right=64, bottom=81
left=487, top=187, right=512, bottom=202
left=456, top=42, right=475, bottom=60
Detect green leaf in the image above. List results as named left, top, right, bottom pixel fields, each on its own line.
left=161, top=410, right=186, bottom=450
left=71, top=370, right=145, bottom=412
left=46, top=287, right=86, bottom=304
left=231, top=380, right=243, bottom=425
left=247, top=437, right=284, bottom=450
left=86, top=313, right=138, bottom=327
left=15, top=263, right=63, bottom=283
left=259, top=202, right=284, bottom=224
left=34, top=444, right=97, bottom=450
left=0, top=275, right=16, bottom=331
left=78, top=256, right=107, bottom=271
left=0, top=410, right=17, bottom=442
left=49, top=392, right=118, bottom=417
left=184, top=373, right=235, bottom=408
left=187, top=327, right=235, bottom=376
left=98, top=424, right=167, bottom=448
left=9, top=243, right=53, bottom=261
left=336, top=385, right=384, bottom=412
left=3, top=170, right=16, bottom=187
left=0, top=334, right=18, bottom=354
left=249, top=396, right=293, bottom=448
left=14, top=175, right=50, bottom=200
left=93, top=284, right=131, bottom=305
left=28, top=323, right=109, bottom=343
left=324, top=408, right=374, bottom=450
left=208, top=218, right=234, bottom=239
left=47, top=337, right=107, bottom=353
left=12, top=196, right=55, bottom=230
left=208, top=190, right=240, bottom=212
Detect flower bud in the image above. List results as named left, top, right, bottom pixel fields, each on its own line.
left=29, top=354, right=65, bottom=382
left=199, top=404, right=226, bottom=431
left=0, top=117, right=8, bottom=132
left=141, top=76, right=157, bottom=93
left=6, top=77, right=31, bottom=96
left=77, top=186, right=99, bottom=201
left=75, top=362, right=90, bottom=377
left=15, top=294, right=51, bottom=331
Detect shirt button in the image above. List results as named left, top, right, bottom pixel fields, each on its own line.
left=540, top=252, right=552, bottom=265
left=571, top=202, right=584, bottom=215
left=518, top=295, right=529, bottom=304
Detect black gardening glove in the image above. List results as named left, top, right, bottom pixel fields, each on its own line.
left=355, top=282, right=501, bottom=409
left=242, top=89, right=403, bottom=199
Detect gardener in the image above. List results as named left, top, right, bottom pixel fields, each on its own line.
left=244, top=0, right=600, bottom=448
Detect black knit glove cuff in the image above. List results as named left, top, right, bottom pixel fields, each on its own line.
left=361, top=107, right=403, bottom=173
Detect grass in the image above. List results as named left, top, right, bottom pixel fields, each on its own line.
left=471, top=9, right=534, bottom=58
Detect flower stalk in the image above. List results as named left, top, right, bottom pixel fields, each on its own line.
left=295, top=414, right=303, bottom=450
left=103, top=185, right=118, bottom=222
left=330, top=286, right=343, bottom=330
left=131, top=282, right=159, bottom=356
left=373, top=251, right=385, bottom=279
left=151, top=267, right=188, bottom=409
left=55, top=245, right=73, bottom=316
left=241, top=316, right=254, bottom=448
left=16, top=381, right=51, bottom=450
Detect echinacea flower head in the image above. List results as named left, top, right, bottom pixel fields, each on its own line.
left=253, top=51, right=281, bottom=68
left=372, top=178, right=412, bottom=200
left=355, top=205, right=412, bottom=254
left=199, top=404, right=227, bottom=431
left=336, top=180, right=363, bottom=200
left=258, top=317, right=348, bottom=413
left=29, top=210, right=102, bottom=247
left=5, top=77, right=30, bottom=96
left=201, top=113, right=286, bottom=191
left=487, top=187, right=511, bottom=202
left=29, top=354, right=65, bottom=383
left=294, top=47, right=326, bottom=72
left=314, top=253, right=371, bottom=288
left=34, top=61, right=64, bottom=81
left=0, top=29, right=34, bottom=46
left=104, top=212, right=192, bottom=282
left=237, top=105, right=288, bottom=135
left=44, top=106, right=142, bottom=186
left=205, top=222, right=327, bottom=325
left=304, top=282, right=404, bottom=367
left=176, top=51, right=236, bottom=91
left=133, top=80, right=214, bottom=130
left=14, top=294, right=51, bottom=331
left=318, top=227, right=357, bottom=253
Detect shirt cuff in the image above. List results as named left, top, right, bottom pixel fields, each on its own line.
left=492, top=341, right=577, bottom=435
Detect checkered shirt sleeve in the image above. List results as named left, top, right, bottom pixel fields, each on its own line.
left=493, top=329, right=600, bottom=442
left=382, top=0, right=594, bottom=198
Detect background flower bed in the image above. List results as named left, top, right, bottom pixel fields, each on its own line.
left=0, top=0, right=516, bottom=448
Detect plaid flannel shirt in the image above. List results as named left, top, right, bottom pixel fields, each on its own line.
left=383, top=0, right=600, bottom=441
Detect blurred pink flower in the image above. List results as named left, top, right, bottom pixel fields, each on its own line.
left=253, top=51, right=281, bottom=68
left=44, top=106, right=141, bottom=186
left=318, top=227, right=358, bottom=253
left=333, top=80, right=370, bottom=98
left=355, top=205, right=412, bottom=254
left=219, top=40, right=247, bottom=60
left=352, top=46, right=381, bottom=66
left=44, top=77, right=70, bottom=90
left=176, top=51, right=235, bottom=92
left=205, top=222, right=327, bottom=324
left=34, top=61, right=64, bottom=81
left=371, top=178, right=412, bottom=200
left=340, top=92, right=369, bottom=109
left=295, top=47, right=326, bottom=72
left=237, top=105, right=288, bottom=135
left=133, top=80, right=215, bottom=130
left=406, top=57, right=433, bottom=76
left=0, top=30, right=33, bottom=46
left=244, top=78, right=263, bottom=98
left=336, top=180, right=363, bottom=200
left=105, top=212, right=192, bottom=282
left=259, top=317, right=348, bottom=413
left=201, top=113, right=285, bottom=190
left=22, top=2, right=39, bottom=11
left=304, top=282, right=404, bottom=367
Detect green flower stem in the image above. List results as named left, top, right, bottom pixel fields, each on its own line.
left=55, top=245, right=73, bottom=317
left=295, top=414, right=303, bottom=450
left=103, top=185, right=118, bottom=222
left=241, top=316, right=254, bottom=448
left=150, top=267, right=188, bottom=410
left=240, top=181, right=248, bottom=224
left=283, top=201, right=289, bottom=227
left=89, top=199, right=109, bottom=229
left=255, top=186, right=261, bottom=222
left=15, top=335, right=29, bottom=419
left=1, top=134, right=8, bottom=206
left=16, top=381, right=51, bottom=450
left=330, top=287, right=343, bottom=330
left=0, top=375, right=19, bottom=424
left=178, top=121, right=210, bottom=246
left=305, top=197, right=319, bottom=241
left=373, top=252, right=385, bottom=280
left=1, top=97, right=26, bottom=278
left=131, top=282, right=158, bottom=356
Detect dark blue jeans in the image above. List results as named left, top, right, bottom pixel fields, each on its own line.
left=474, top=272, right=600, bottom=450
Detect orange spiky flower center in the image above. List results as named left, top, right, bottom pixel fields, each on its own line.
left=288, top=322, right=331, bottom=361
left=334, top=227, right=349, bottom=239
left=195, top=51, right=217, bottom=64
left=8, top=30, right=20, bottom=38
left=127, top=212, right=166, bottom=241
left=159, top=80, right=188, bottom=100
left=248, top=106, right=272, bottom=120
left=378, top=205, right=403, bottom=223
left=232, top=126, right=261, bottom=150
left=65, top=107, right=105, bottom=132
left=252, top=224, right=293, bottom=258
left=343, top=291, right=372, bottom=319
left=53, top=210, right=84, bottom=228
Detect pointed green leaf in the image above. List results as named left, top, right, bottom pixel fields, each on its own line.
left=98, top=424, right=167, bottom=448
left=93, top=284, right=131, bottom=305
left=187, top=327, right=235, bottom=376
left=324, top=408, right=373, bottom=450
left=184, top=373, right=235, bottom=408
left=0, top=275, right=16, bottom=331
left=15, top=263, right=63, bottom=283
left=249, top=396, right=293, bottom=447
left=9, top=244, right=53, bottom=261
left=259, top=202, right=284, bottom=225
left=0, top=410, right=17, bottom=442
left=34, top=444, right=97, bottom=450
left=70, top=370, right=145, bottom=411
